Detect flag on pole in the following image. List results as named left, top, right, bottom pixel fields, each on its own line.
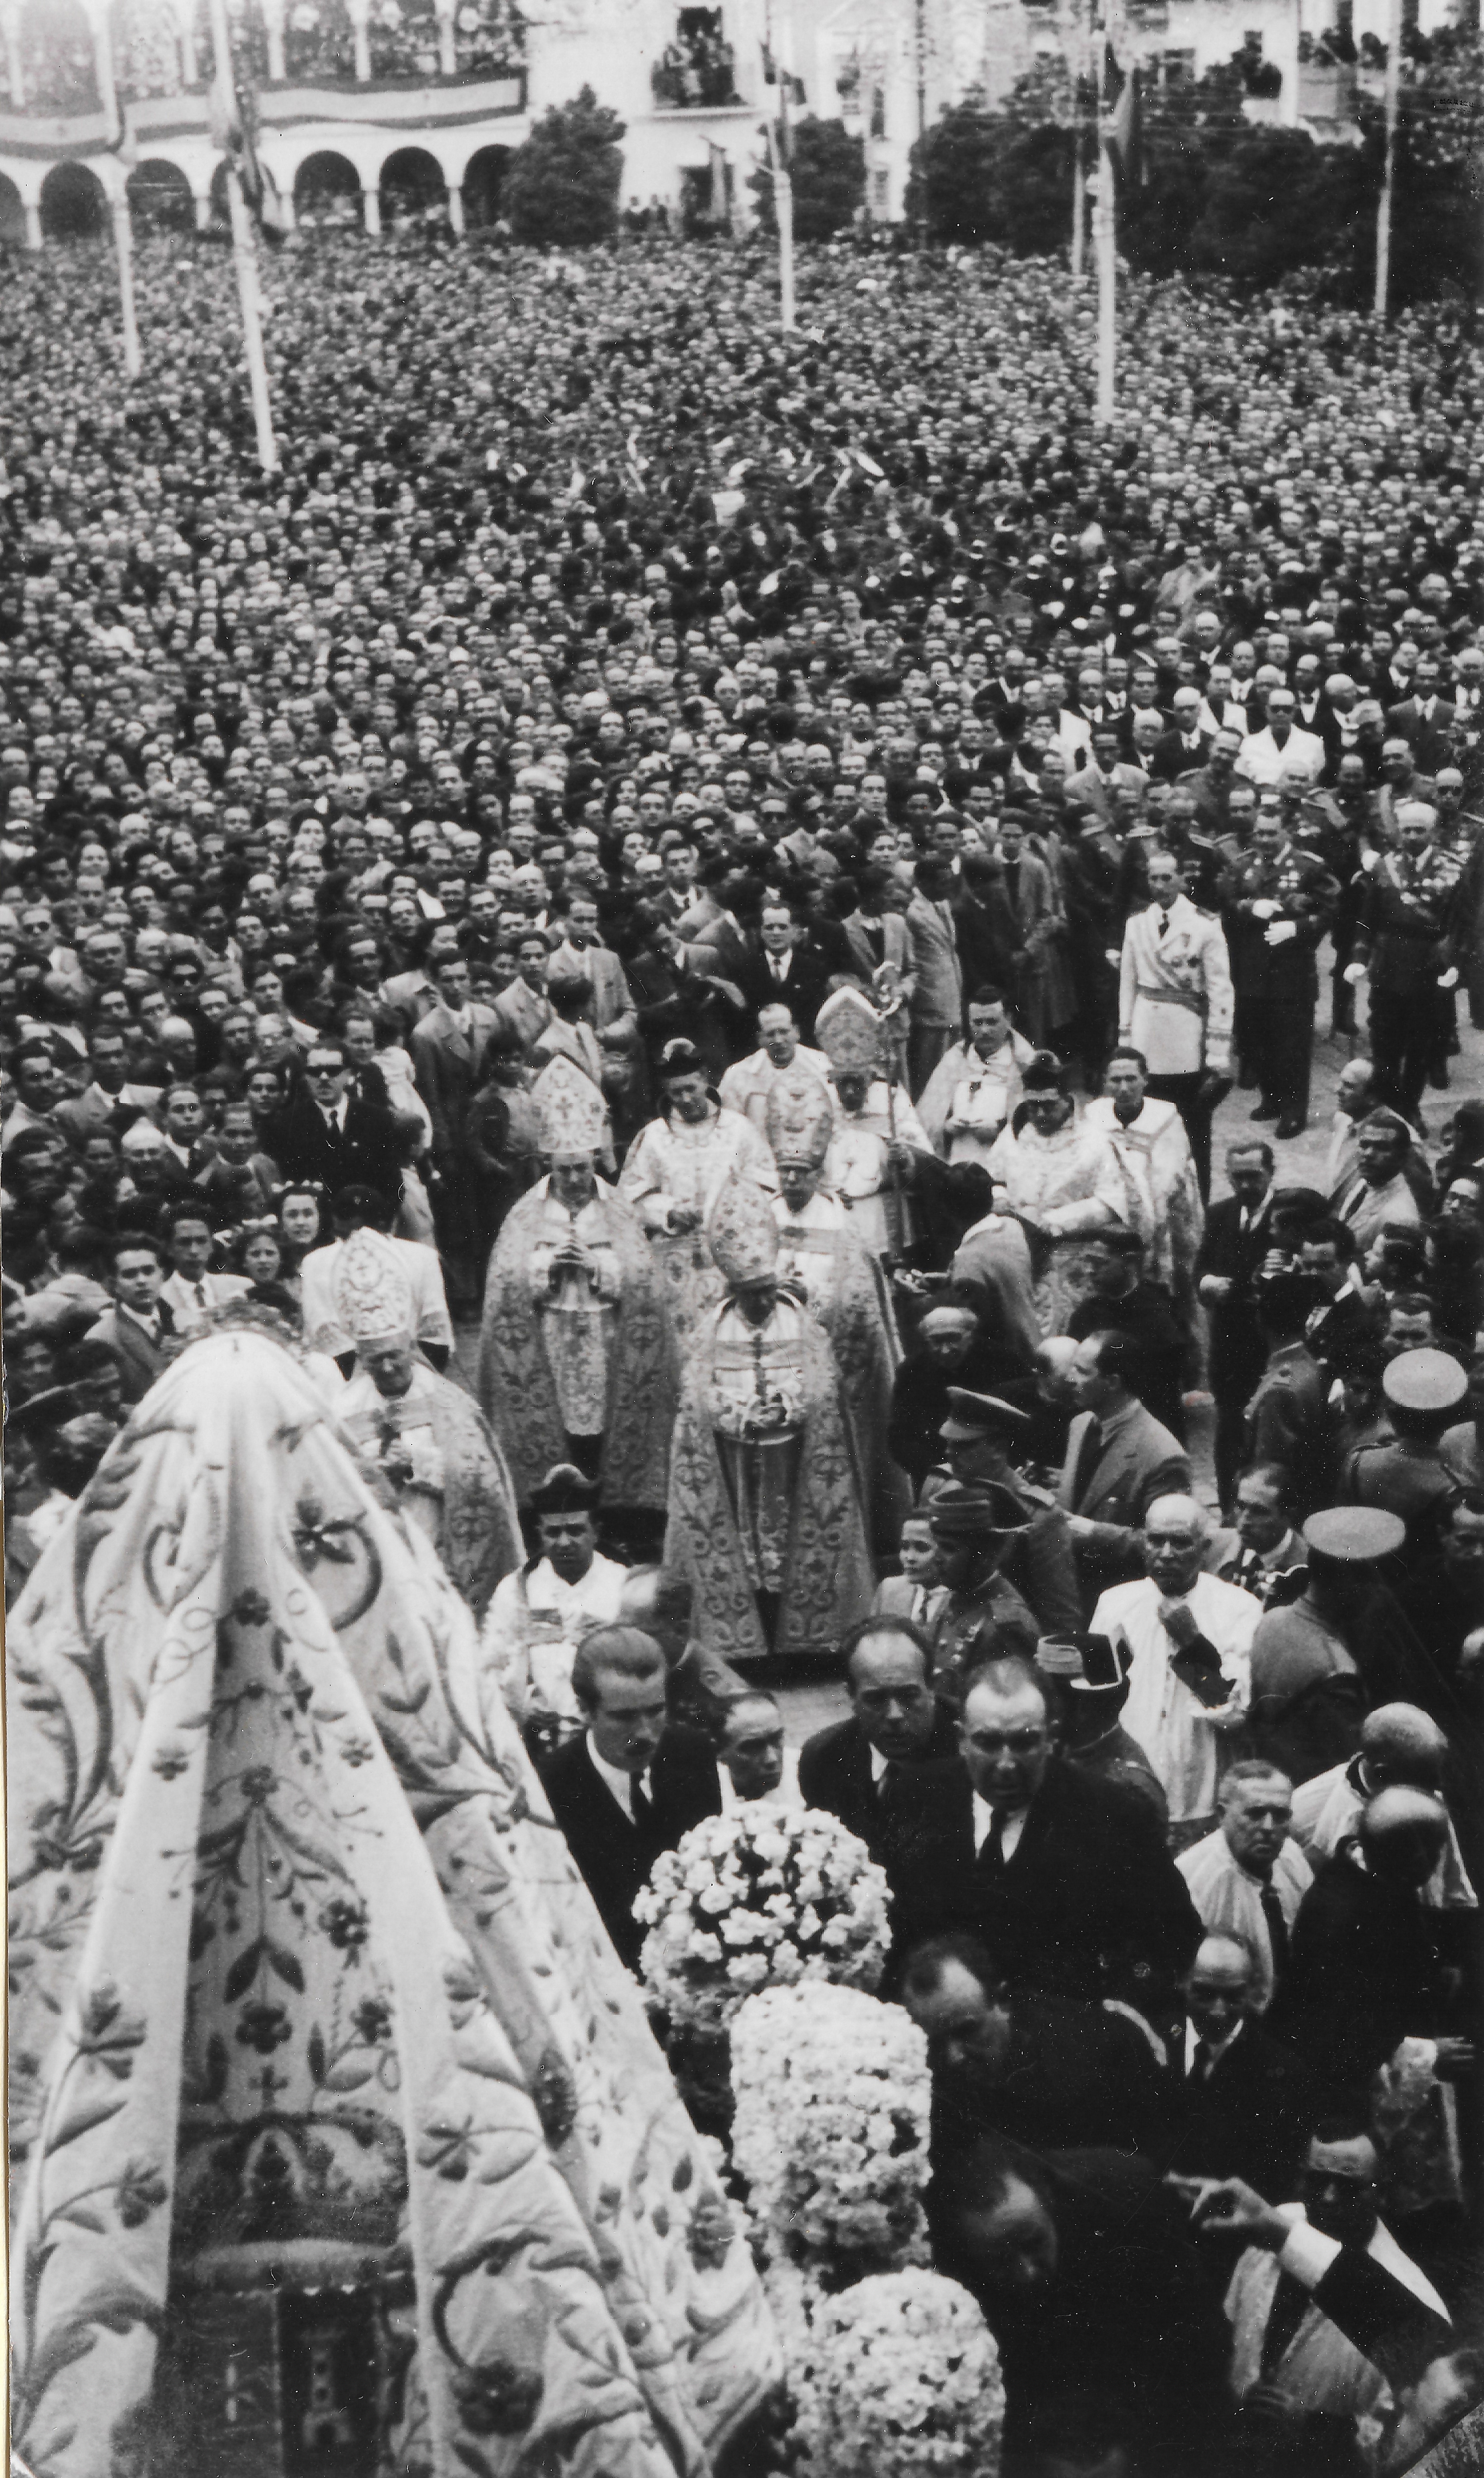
left=760, top=43, right=805, bottom=103
left=210, top=17, right=287, bottom=234
left=706, top=136, right=728, bottom=223
left=1102, top=43, right=1143, bottom=188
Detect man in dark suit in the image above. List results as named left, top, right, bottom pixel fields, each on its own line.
left=85, top=1231, right=179, bottom=1405
left=411, top=952, right=502, bottom=1309
left=1058, top=1328, right=1193, bottom=1613
left=1166, top=1930, right=1315, bottom=2199
left=893, top=1652, right=1200, bottom=2017
left=537, top=1625, right=721, bottom=1971
left=1195, top=1139, right=1277, bottom=1514
left=265, top=1037, right=403, bottom=1200
left=1386, top=659, right=1459, bottom=776
left=797, top=1616, right=962, bottom=1867
left=1268, top=1786, right=1457, bottom=2101
left=734, top=897, right=830, bottom=1043
left=936, top=2136, right=1232, bottom=2474
left=1151, top=688, right=1214, bottom=783
left=901, top=1929, right=1173, bottom=2160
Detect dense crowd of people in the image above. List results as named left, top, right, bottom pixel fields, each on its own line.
left=4, top=222, right=1484, bottom=2472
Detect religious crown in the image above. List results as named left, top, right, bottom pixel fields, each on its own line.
left=764, top=1067, right=834, bottom=1172
left=708, top=1174, right=781, bottom=1287
left=816, top=983, right=884, bottom=1076
left=534, top=1052, right=608, bottom=1159
left=333, top=1226, right=415, bottom=1345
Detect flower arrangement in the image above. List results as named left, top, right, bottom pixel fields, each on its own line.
left=792, top=2267, right=1006, bottom=2478
left=730, top=1983, right=931, bottom=2273
left=634, top=1806, right=890, bottom=2032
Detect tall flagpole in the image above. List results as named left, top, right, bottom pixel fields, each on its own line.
left=1373, top=0, right=1401, bottom=321
left=1068, top=0, right=1087, bottom=278
left=112, top=192, right=143, bottom=382
left=207, top=0, right=280, bottom=472
left=1094, top=0, right=1124, bottom=424
left=92, top=5, right=142, bottom=378
left=765, top=0, right=796, bottom=331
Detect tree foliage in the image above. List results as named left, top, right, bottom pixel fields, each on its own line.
left=504, top=85, right=625, bottom=246
left=909, top=40, right=1484, bottom=302
left=750, top=116, right=867, bottom=240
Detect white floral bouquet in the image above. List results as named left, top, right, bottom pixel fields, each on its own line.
left=781, top=2266, right=1005, bottom=2478
left=634, top=1806, right=890, bottom=2032
left=731, top=1982, right=931, bottom=2271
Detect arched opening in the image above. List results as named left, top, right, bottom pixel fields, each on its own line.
left=208, top=158, right=231, bottom=228
left=20, top=0, right=100, bottom=112
left=40, top=159, right=110, bottom=242
left=0, top=173, right=26, bottom=247
left=462, top=143, right=512, bottom=229
left=127, top=156, right=194, bottom=231
left=293, top=149, right=362, bottom=229
left=379, top=144, right=445, bottom=230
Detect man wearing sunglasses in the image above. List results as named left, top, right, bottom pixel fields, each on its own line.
left=263, top=1041, right=403, bottom=1202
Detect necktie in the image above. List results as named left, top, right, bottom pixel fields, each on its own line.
left=1072, top=1417, right=1104, bottom=1506
left=1190, top=2038, right=1213, bottom=2083
left=194, top=1280, right=206, bottom=1308
left=1158, top=909, right=1170, bottom=937
left=1261, top=2271, right=1312, bottom=2375
left=631, top=1774, right=653, bottom=1829
left=981, top=1809, right=1008, bottom=1876
left=1260, top=1885, right=1290, bottom=1981
left=772, top=957, right=784, bottom=980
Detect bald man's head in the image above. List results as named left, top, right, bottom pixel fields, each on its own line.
left=1361, top=1702, right=1448, bottom=1789
left=1360, top=1786, right=1449, bottom=1887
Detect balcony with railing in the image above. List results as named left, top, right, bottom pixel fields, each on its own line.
left=650, top=8, right=743, bottom=111
left=0, top=0, right=523, bottom=116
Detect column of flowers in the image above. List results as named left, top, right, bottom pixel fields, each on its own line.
left=731, top=1983, right=1006, bottom=2478
left=636, top=1805, right=1005, bottom=2476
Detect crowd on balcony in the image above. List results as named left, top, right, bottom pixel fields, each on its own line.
left=109, top=0, right=186, bottom=101
left=282, top=0, right=356, bottom=81
left=2, top=0, right=523, bottom=106
left=365, top=0, right=441, bottom=82
left=17, top=6, right=100, bottom=113
left=453, top=0, right=519, bottom=78
left=651, top=17, right=740, bottom=110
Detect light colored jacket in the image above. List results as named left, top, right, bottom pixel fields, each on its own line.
left=905, top=891, right=964, bottom=1029
left=1119, top=894, right=1233, bottom=1077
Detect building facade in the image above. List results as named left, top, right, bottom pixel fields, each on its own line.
left=0, top=0, right=1468, bottom=246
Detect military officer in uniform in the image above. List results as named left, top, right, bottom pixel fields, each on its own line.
left=1347, top=801, right=1468, bottom=1126
left=1243, top=1271, right=1338, bottom=1519
left=1345, top=1347, right=1471, bottom=1542
left=919, top=1387, right=1085, bottom=1641
left=923, top=1480, right=1042, bottom=1698
left=1221, top=805, right=1339, bottom=1139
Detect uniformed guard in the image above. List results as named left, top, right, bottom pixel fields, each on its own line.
left=1243, top=1270, right=1339, bottom=1517
left=1348, top=801, right=1469, bottom=1126
left=923, top=1478, right=1042, bottom=1698
left=1221, top=803, right=1339, bottom=1138
left=920, top=1385, right=1085, bottom=1641
left=1346, top=1347, right=1470, bottom=1544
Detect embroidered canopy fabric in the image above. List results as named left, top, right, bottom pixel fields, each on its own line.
left=8, top=1331, right=775, bottom=2478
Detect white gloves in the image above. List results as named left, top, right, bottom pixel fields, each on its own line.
left=1264, top=921, right=1298, bottom=947
left=1439, top=967, right=1460, bottom=989
left=1343, top=962, right=1367, bottom=984
left=1250, top=898, right=1278, bottom=920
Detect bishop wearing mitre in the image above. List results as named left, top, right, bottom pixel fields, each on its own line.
left=479, top=1053, right=679, bottom=1521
